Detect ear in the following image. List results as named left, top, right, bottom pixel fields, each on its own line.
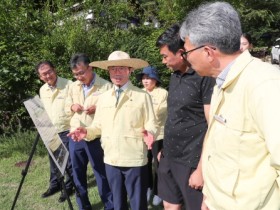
left=178, top=48, right=185, bottom=53
left=204, top=46, right=216, bottom=62
left=178, top=48, right=185, bottom=60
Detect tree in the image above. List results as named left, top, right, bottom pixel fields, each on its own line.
left=1, top=0, right=280, bottom=135
left=0, top=1, right=44, bottom=134
left=238, top=0, right=280, bottom=46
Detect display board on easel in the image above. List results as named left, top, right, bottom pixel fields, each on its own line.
left=23, top=95, right=69, bottom=175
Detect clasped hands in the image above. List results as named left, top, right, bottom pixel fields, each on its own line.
left=71, top=104, right=96, bottom=115
left=68, top=127, right=87, bottom=141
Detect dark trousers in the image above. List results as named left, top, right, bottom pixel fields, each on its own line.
left=147, top=139, right=163, bottom=195
left=105, top=164, right=148, bottom=210
left=69, top=138, right=113, bottom=210
left=158, top=156, right=203, bottom=210
left=49, top=131, right=73, bottom=190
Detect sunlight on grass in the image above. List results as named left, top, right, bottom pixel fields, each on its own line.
left=0, top=132, right=163, bottom=209
left=0, top=155, right=105, bottom=210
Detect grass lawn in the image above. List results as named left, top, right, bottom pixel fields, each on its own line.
left=0, top=132, right=163, bottom=210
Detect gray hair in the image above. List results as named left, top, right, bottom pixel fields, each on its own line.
left=70, top=53, right=90, bottom=69
left=180, top=1, right=242, bottom=54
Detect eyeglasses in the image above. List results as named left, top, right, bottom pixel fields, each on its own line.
left=181, top=45, right=205, bottom=58
left=39, top=69, right=55, bottom=78
left=181, top=45, right=217, bottom=59
left=109, top=66, right=130, bottom=72
left=73, top=70, right=87, bottom=78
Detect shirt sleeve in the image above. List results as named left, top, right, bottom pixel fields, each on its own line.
left=85, top=98, right=102, bottom=141
left=156, top=89, right=168, bottom=120
left=201, top=76, right=216, bottom=105
left=143, top=92, right=159, bottom=138
left=64, top=83, right=75, bottom=116
left=250, top=79, right=280, bottom=171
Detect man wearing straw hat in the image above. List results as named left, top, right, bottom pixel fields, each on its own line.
left=68, top=51, right=158, bottom=210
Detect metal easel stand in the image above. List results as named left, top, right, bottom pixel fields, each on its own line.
left=11, top=133, right=40, bottom=210
left=11, top=133, right=77, bottom=210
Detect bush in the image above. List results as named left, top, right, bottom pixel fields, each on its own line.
left=1, top=0, right=280, bottom=135
left=0, top=131, right=47, bottom=158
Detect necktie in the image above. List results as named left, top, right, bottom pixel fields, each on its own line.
left=115, top=88, right=123, bottom=107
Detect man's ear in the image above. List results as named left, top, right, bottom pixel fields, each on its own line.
left=204, top=46, right=216, bottom=62
left=178, top=48, right=185, bottom=53
left=178, top=48, right=185, bottom=59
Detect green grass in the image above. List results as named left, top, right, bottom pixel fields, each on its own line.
left=0, top=131, right=163, bottom=210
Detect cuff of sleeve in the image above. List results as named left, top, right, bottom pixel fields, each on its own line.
left=85, top=127, right=100, bottom=141
left=85, top=127, right=94, bottom=141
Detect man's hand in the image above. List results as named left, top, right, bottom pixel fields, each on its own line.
left=71, top=104, right=84, bottom=113
left=84, top=105, right=96, bottom=115
left=201, top=195, right=209, bottom=210
left=68, top=127, right=87, bottom=141
left=142, top=130, right=154, bottom=150
left=189, top=167, right=204, bottom=190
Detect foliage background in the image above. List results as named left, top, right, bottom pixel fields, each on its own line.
left=0, top=0, right=280, bottom=135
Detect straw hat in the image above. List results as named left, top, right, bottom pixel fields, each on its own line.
left=89, top=51, right=149, bottom=70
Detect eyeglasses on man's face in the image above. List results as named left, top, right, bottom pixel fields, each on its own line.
left=109, top=66, right=130, bottom=73
left=181, top=45, right=206, bottom=59
left=39, top=69, right=55, bottom=78
left=181, top=45, right=217, bottom=59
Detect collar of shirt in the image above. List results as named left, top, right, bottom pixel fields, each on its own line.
left=174, top=68, right=195, bottom=77
left=114, top=81, right=129, bottom=92
left=82, top=72, right=96, bottom=96
left=47, top=78, right=58, bottom=92
left=216, top=60, right=236, bottom=89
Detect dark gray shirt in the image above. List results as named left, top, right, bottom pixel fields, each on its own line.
left=163, top=68, right=215, bottom=168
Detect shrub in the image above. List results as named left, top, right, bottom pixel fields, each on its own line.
left=0, top=131, right=47, bottom=158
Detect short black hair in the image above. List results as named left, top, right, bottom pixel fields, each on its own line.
left=35, top=61, right=55, bottom=74
left=156, top=23, right=185, bottom=54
